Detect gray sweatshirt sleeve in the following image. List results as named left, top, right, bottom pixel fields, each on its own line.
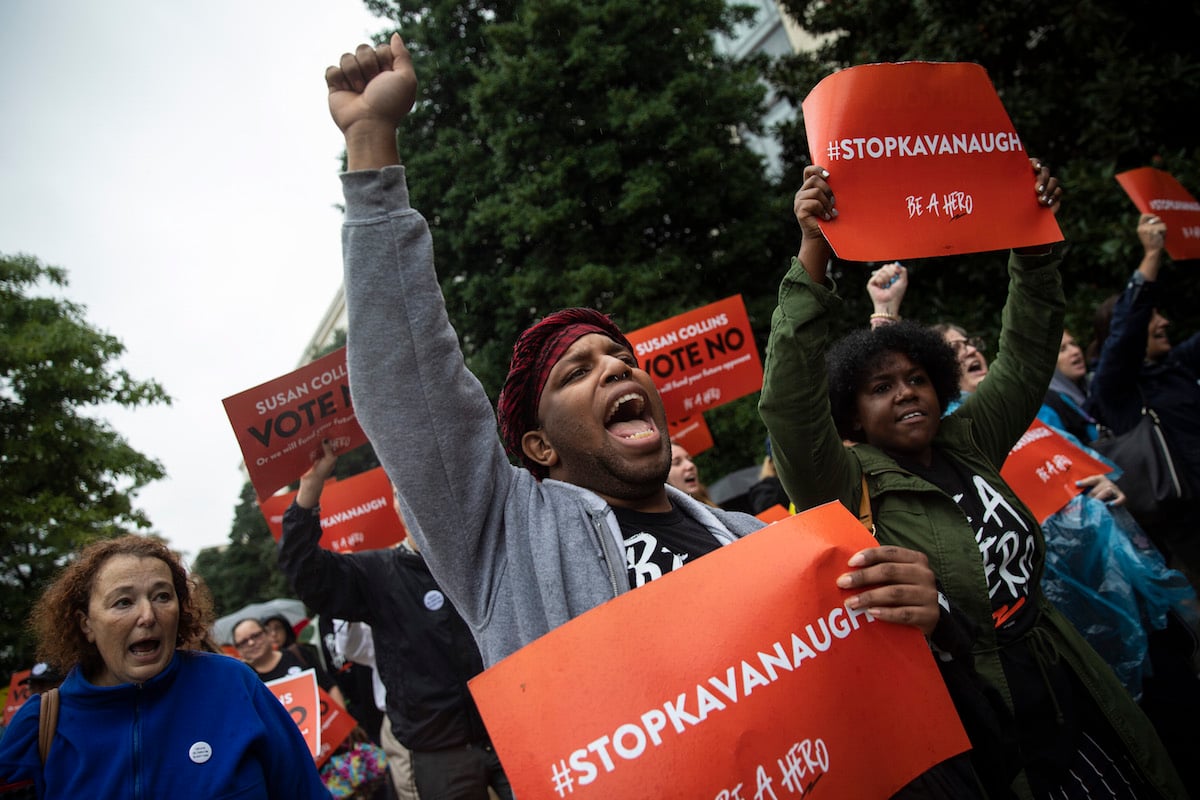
left=339, top=166, right=510, bottom=628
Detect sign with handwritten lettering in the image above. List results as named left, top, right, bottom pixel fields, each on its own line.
left=1115, top=167, right=1200, bottom=260
left=222, top=347, right=369, bottom=501
left=259, top=465, right=407, bottom=553
left=1001, top=420, right=1113, bottom=523
left=626, top=296, right=763, bottom=424
left=802, top=61, right=1063, bottom=260
left=469, top=503, right=969, bottom=799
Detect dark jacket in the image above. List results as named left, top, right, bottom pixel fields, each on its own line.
left=1086, top=270, right=1200, bottom=495
left=278, top=502, right=491, bottom=752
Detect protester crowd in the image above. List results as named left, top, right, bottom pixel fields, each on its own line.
left=2, top=30, right=1198, bottom=800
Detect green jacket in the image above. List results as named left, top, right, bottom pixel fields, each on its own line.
left=759, top=248, right=1185, bottom=800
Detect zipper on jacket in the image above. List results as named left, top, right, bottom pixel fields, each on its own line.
left=133, top=685, right=143, bottom=800
left=589, top=514, right=621, bottom=598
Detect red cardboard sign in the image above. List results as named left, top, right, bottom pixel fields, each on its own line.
left=1000, top=420, right=1113, bottom=523
left=223, top=347, right=370, bottom=501
left=667, top=415, right=713, bottom=457
left=3, top=671, right=31, bottom=726
left=316, top=686, right=359, bottom=767
left=259, top=465, right=407, bottom=553
left=469, top=503, right=969, bottom=799
left=266, top=669, right=321, bottom=761
left=802, top=62, right=1063, bottom=261
left=1115, top=167, right=1200, bottom=260
left=266, top=672, right=358, bottom=768
left=626, top=296, right=764, bottom=424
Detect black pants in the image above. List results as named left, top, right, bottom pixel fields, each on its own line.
left=412, top=743, right=513, bottom=800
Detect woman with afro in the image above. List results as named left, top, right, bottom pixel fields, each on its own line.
left=759, top=161, right=1184, bottom=800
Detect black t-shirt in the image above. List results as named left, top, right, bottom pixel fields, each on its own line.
left=612, top=501, right=723, bottom=588
left=255, top=646, right=336, bottom=691
left=898, top=447, right=1038, bottom=639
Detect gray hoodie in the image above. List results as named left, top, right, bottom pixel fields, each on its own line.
left=341, top=166, right=764, bottom=668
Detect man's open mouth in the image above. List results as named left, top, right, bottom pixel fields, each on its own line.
left=605, top=392, right=656, bottom=440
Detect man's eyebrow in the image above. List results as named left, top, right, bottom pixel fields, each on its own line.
left=603, top=339, right=634, bottom=357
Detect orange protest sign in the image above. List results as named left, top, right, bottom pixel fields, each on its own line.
left=802, top=62, right=1063, bottom=261
left=223, top=347, right=370, bottom=501
left=316, top=687, right=359, bottom=768
left=259, top=465, right=407, bottom=553
left=469, top=503, right=969, bottom=799
left=1115, top=167, right=1200, bottom=260
left=667, top=415, right=713, bottom=456
left=626, top=296, right=763, bottom=424
left=3, top=671, right=31, bottom=726
left=266, top=669, right=321, bottom=761
left=1000, top=420, right=1113, bottom=523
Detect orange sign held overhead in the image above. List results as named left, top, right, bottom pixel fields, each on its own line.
left=469, top=503, right=969, bottom=799
left=626, top=296, right=763, bottom=424
left=802, top=61, right=1063, bottom=261
left=1115, top=167, right=1200, bottom=261
left=223, top=347, right=370, bottom=501
left=259, top=465, right=407, bottom=553
left=1001, top=420, right=1113, bottom=523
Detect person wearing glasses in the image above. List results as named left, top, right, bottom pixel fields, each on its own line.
left=231, top=618, right=342, bottom=705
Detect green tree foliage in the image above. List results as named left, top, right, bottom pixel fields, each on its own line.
left=769, top=1, right=1200, bottom=347
left=360, top=0, right=796, bottom=481
left=190, top=482, right=292, bottom=620
left=0, top=253, right=169, bottom=672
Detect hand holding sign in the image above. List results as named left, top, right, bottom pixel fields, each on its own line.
left=297, top=439, right=339, bottom=509
left=837, top=545, right=940, bottom=636
left=800, top=62, right=1064, bottom=260
left=1116, top=167, right=1200, bottom=260
left=1139, top=212, right=1168, bottom=251
left=468, top=503, right=968, bottom=799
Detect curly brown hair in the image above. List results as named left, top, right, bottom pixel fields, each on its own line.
left=29, top=535, right=214, bottom=680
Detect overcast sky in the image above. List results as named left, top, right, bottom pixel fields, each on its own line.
left=1, top=1, right=387, bottom=564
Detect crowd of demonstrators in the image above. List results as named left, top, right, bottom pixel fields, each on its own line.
left=278, top=440, right=511, bottom=800
left=324, top=33, right=988, bottom=799
left=759, top=161, right=1187, bottom=798
left=0, top=535, right=328, bottom=799
left=8, top=30, right=1195, bottom=800
left=1085, top=213, right=1200, bottom=594
left=874, top=244, right=1200, bottom=795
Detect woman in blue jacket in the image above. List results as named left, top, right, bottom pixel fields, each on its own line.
left=0, top=535, right=329, bottom=799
